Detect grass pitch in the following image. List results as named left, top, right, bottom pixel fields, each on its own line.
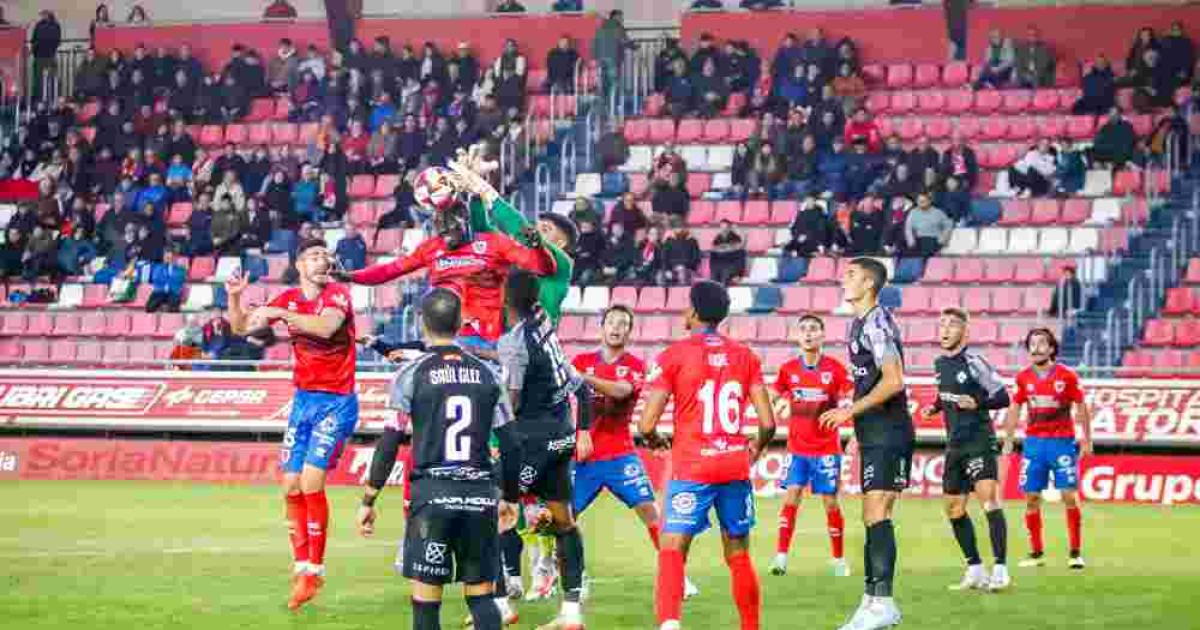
left=1, top=480, right=1196, bottom=629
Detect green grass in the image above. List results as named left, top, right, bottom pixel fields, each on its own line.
left=1, top=480, right=1196, bottom=629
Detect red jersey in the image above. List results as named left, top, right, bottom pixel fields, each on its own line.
left=1012, top=363, right=1084, bottom=439
left=267, top=283, right=356, bottom=395
left=350, top=232, right=555, bottom=342
left=772, top=355, right=851, bottom=456
left=648, top=331, right=765, bottom=484
left=572, top=349, right=645, bottom=462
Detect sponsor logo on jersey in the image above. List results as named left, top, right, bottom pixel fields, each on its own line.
left=708, top=353, right=729, bottom=368
left=0, top=450, right=18, bottom=473
left=623, top=462, right=641, bottom=478
left=433, top=255, right=484, bottom=271
left=1054, top=381, right=1066, bottom=393
left=424, top=542, right=448, bottom=564
left=670, top=491, right=697, bottom=515
left=957, top=371, right=968, bottom=383
left=519, top=465, right=537, bottom=487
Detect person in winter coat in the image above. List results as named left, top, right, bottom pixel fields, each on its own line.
left=782, top=195, right=833, bottom=257
left=1008, top=139, right=1058, bottom=198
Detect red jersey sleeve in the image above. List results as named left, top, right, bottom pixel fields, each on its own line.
left=627, top=356, right=646, bottom=400
left=349, top=239, right=434, bottom=285
left=1063, top=369, right=1084, bottom=404
left=494, top=233, right=557, bottom=277
left=320, top=283, right=353, bottom=318
left=772, top=361, right=793, bottom=396
left=743, top=348, right=765, bottom=389
left=648, top=347, right=678, bottom=394
left=1012, top=371, right=1030, bottom=404
left=833, top=359, right=853, bottom=398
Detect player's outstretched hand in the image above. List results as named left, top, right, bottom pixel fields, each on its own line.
left=819, top=408, right=853, bottom=431
left=576, top=430, right=594, bottom=461
left=356, top=505, right=377, bottom=537
left=772, top=397, right=792, bottom=421
left=519, top=224, right=544, bottom=249
left=955, top=395, right=979, bottom=411
left=642, top=430, right=671, bottom=451
left=224, top=271, right=249, bottom=297
left=498, top=501, right=519, bottom=531
left=1079, top=440, right=1093, bottom=457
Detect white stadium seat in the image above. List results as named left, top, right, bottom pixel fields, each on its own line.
left=182, top=284, right=215, bottom=312
left=976, top=227, right=1009, bottom=254
left=54, top=284, right=84, bottom=310
left=579, top=286, right=610, bottom=313
left=351, top=285, right=373, bottom=312
left=706, top=146, right=735, bottom=171
left=575, top=173, right=602, bottom=198
left=213, top=257, right=242, bottom=282
left=401, top=229, right=425, bottom=254
left=679, top=145, right=708, bottom=171
left=1088, top=197, right=1122, bottom=225
left=561, top=286, right=583, bottom=313
left=622, top=146, right=652, bottom=172
left=552, top=199, right=575, bottom=216
left=1082, top=169, right=1113, bottom=197
left=1037, top=227, right=1070, bottom=254
left=728, top=287, right=753, bottom=313
left=710, top=172, right=733, bottom=190
left=943, top=228, right=978, bottom=255
left=747, top=257, right=778, bottom=284
left=1067, top=227, right=1100, bottom=254
left=1005, top=227, right=1039, bottom=254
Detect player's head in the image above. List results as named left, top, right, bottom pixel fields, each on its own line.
left=433, top=201, right=472, bottom=250
left=1025, top=327, right=1059, bottom=367
left=685, top=280, right=730, bottom=331
left=505, top=268, right=541, bottom=320
left=537, top=213, right=578, bottom=254
left=938, top=307, right=970, bottom=352
left=600, top=304, right=635, bottom=350
left=842, top=257, right=887, bottom=306
left=796, top=314, right=825, bottom=354
left=295, top=238, right=333, bottom=287
left=420, top=287, right=462, bottom=341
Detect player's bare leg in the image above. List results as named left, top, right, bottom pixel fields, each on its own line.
left=1061, top=490, right=1084, bottom=569
left=1019, top=493, right=1046, bottom=567
left=655, top=533, right=694, bottom=630
left=771, top=486, right=806, bottom=576
left=971, top=479, right=1010, bottom=589
left=721, top=531, right=761, bottom=630
left=534, top=500, right=586, bottom=630
left=821, top=493, right=849, bottom=577
left=838, top=491, right=901, bottom=630
left=945, top=493, right=987, bottom=591
left=289, top=465, right=329, bottom=610
left=634, top=502, right=699, bottom=599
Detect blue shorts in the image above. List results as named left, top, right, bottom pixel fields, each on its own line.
left=281, top=390, right=360, bottom=474
left=780, top=454, right=842, bottom=495
left=662, top=479, right=755, bottom=538
left=572, top=453, right=655, bottom=515
left=1021, top=436, right=1079, bottom=493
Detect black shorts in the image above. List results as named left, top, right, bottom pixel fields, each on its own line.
left=943, top=447, right=1000, bottom=496
left=403, top=478, right=499, bottom=586
left=519, top=433, right=576, bottom=503
left=860, top=445, right=913, bottom=493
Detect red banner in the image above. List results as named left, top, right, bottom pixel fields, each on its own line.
left=2, top=370, right=1199, bottom=446
left=4, top=438, right=1199, bottom=506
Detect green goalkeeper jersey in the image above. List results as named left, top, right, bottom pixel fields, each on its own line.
left=469, top=196, right=573, bottom=324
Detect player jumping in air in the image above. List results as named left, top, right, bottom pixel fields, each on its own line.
left=498, top=270, right=594, bottom=630
left=1002, top=328, right=1092, bottom=570
left=571, top=304, right=700, bottom=600
left=922, top=307, right=1012, bottom=592
left=226, top=238, right=359, bottom=611
left=640, top=281, right=776, bottom=630
left=767, top=314, right=852, bottom=578
left=357, top=288, right=524, bottom=630
left=820, top=258, right=915, bottom=630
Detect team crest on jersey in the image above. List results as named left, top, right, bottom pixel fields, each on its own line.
left=791, top=374, right=800, bottom=384
left=957, top=371, right=968, bottom=383
left=616, top=366, right=629, bottom=378
left=1054, top=381, right=1065, bottom=392
left=821, top=372, right=832, bottom=385
left=646, top=365, right=662, bottom=382
left=472, top=241, right=488, bottom=254
left=671, top=492, right=697, bottom=515
left=330, top=293, right=348, bottom=308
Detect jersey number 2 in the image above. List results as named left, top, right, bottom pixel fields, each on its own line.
left=445, top=396, right=473, bottom=462
left=700, top=380, right=744, bottom=435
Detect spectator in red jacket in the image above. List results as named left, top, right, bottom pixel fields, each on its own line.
left=842, top=107, right=881, bottom=153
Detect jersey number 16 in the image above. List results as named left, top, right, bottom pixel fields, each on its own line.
left=700, top=379, right=744, bottom=435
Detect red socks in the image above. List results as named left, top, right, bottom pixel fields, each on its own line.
left=776, top=504, right=799, bottom=554
left=826, top=506, right=845, bottom=560
left=286, top=493, right=309, bottom=565
left=1066, top=506, right=1082, bottom=553
left=656, top=548, right=685, bottom=625
left=647, top=522, right=661, bottom=550
left=727, top=551, right=761, bottom=630
left=304, top=490, right=329, bottom=567
left=1025, top=508, right=1044, bottom=555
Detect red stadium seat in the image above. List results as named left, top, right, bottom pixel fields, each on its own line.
left=1176, top=319, right=1200, bottom=347
left=897, top=286, right=931, bottom=315
left=729, top=118, right=757, bottom=143
left=1163, top=288, right=1195, bottom=315
left=990, top=144, right=1021, bottom=168
left=130, top=312, right=157, bottom=336
left=962, top=287, right=991, bottom=314
left=955, top=116, right=982, bottom=140
left=105, top=312, right=132, bottom=337
left=627, top=173, right=649, bottom=196
left=640, top=316, right=671, bottom=342
left=861, top=64, right=886, bottom=85
left=714, top=200, right=742, bottom=224
left=913, top=63, right=940, bottom=88
left=648, top=119, right=676, bottom=143
left=1143, top=319, right=1175, bottom=346
left=224, top=124, right=248, bottom=145
left=702, top=119, right=730, bottom=142
left=972, top=319, right=999, bottom=344
left=1055, top=61, right=1080, bottom=87
left=643, top=93, right=665, bottom=117
left=806, top=257, right=837, bottom=283
left=272, top=122, right=298, bottom=145
left=1114, top=170, right=1144, bottom=196
left=49, top=313, right=80, bottom=337
left=759, top=317, right=788, bottom=343
left=998, top=200, right=1032, bottom=226
left=924, top=117, right=952, bottom=140
left=907, top=320, right=937, bottom=345
left=1061, top=199, right=1091, bottom=225
left=273, top=97, right=291, bottom=120
left=1030, top=199, right=1061, bottom=226
left=610, top=286, right=637, bottom=310
left=689, top=200, right=716, bottom=226
left=1127, top=114, right=1153, bottom=137
left=623, top=119, right=650, bottom=143
left=1187, top=259, right=1200, bottom=284
left=769, top=201, right=798, bottom=226
left=350, top=201, right=377, bottom=226
left=745, top=229, right=773, bottom=254
left=50, top=340, right=77, bottom=364
left=973, top=90, right=1002, bottom=114
left=942, top=62, right=970, bottom=86
left=886, top=64, right=913, bottom=88
left=722, top=92, right=747, bottom=117
left=82, top=284, right=108, bottom=308
left=985, top=258, right=1019, bottom=283
left=945, top=89, right=974, bottom=114
left=349, top=175, right=375, bottom=198
left=189, top=257, right=216, bottom=280
left=727, top=316, right=757, bottom=342
left=23, top=339, right=50, bottom=363
left=810, top=287, right=840, bottom=313
left=953, top=258, right=984, bottom=283
left=865, top=92, right=890, bottom=115
left=1032, top=89, right=1060, bottom=112
left=1001, top=91, right=1033, bottom=113
left=930, top=287, right=960, bottom=314
left=666, top=287, right=691, bottom=312
left=992, top=287, right=1024, bottom=314
left=898, top=118, right=923, bottom=141
left=1066, top=115, right=1095, bottom=139
left=199, top=124, right=225, bottom=146
left=980, top=117, right=1008, bottom=140
left=0, top=312, right=26, bottom=335
left=922, top=257, right=953, bottom=283
left=373, top=175, right=399, bottom=198
left=1006, top=117, right=1035, bottom=141
left=742, top=200, right=770, bottom=225
left=1038, top=115, right=1068, bottom=139
left=157, top=313, right=184, bottom=338
left=779, top=287, right=811, bottom=314
left=676, top=118, right=704, bottom=143
left=102, top=342, right=130, bottom=364
left=637, top=287, right=666, bottom=313
left=246, top=98, right=274, bottom=122
left=685, top=173, right=711, bottom=197
left=248, top=122, right=272, bottom=145
left=915, top=91, right=945, bottom=114
left=888, top=91, right=916, bottom=114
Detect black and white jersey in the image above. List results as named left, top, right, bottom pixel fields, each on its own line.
left=847, top=305, right=916, bottom=449
left=389, top=344, right=513, bottom=483
left=935, top=348, right=1008, bottom=450
left=497, top=310, right=582, bottom=439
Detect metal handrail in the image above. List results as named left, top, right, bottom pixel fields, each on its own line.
left=533, top=161, right=551, bottom=217
left=559, top=133, right=577, bottom=195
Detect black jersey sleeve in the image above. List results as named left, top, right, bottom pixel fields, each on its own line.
left=366, top=427, right=404, bottom=491
left=966, top=352, right=1011, bottom=410
left=574, top=380, right=594, bottom=431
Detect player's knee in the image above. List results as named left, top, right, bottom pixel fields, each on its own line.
left=1061, top=491, right=1079, bottom=508
left=944, top=499, right=966, bottom=519
left=1025, top=494, right=1042, bottom=509
left=821, top=495, right=839, bottom=511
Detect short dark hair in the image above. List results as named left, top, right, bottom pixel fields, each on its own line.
left=421, top=288, right=462, bottom=337
left=797, top=313, right=825, bottom=329
left=941, top=307, right=970, bottom=323
left=1025, top=327, right=1059, bottom=360
left=689, top=280, right=730, bottom=327
left=539, top=213, right=579, bottom=253
left=850, top=257, right=888, bottom=296
left=296, top=238, right=328, bottom=257
left=505, top=269, right=541, bottom=318
left=601, top=304, right=635, bottom=326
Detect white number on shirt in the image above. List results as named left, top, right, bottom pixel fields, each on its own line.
left=445, top=396, right=473, bottom=462
left=699, top=379, right=744, bottom=435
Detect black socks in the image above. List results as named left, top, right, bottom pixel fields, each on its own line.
left=467, top=595, right=502, bottom=630
left=412, top=599, right=442, bottom=630
left=865, top=520, right=897, bottom=597
left=951, top=514, right=982, bottom=565
left=986, top=509, right=1008, bottom=565
left=556, top=526, right=586, bottom=603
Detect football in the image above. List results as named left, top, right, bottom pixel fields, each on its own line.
left=413, top=166, right=458, bottom=211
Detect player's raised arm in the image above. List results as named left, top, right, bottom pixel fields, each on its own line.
left=225, top=272, right=251, bottom=335
left=966, top=354, right=1011, bottom=411
left=583, top=373, right=635, bottom=401
left=345, top=240, right=431, bottom=286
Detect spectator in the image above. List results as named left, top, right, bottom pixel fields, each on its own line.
left=634, top=225, right=664, bottom=285
left=75, top=48, right=109, bottom=100
left=800, top=27, right=835, bottom=77
left=1127, top=48, right=1176, bottom=111
left=843, top=108, right=882, bottom=153
left=777, top=63, right=812, bottom=109
left=127, top=5, right=149, bottom=23
left=31, top=11, right=62, bottom=103
left=264, top=0, right=298, bottom=19
left=546, top=36, right=580, bottom=93
left=299, top=45, right=327, bottom=81
left=709, top=219, right=747, bottom=286
left=940, top=135, right=979, bottom=191
left=1091, top=107, right=1137, bottom=169
left=664, top=58, right=696, bottom=117
left=741, top=0, right=783, bottom=9
left=724, top=41, right=759, bottom=98
left=573, top=218, right=605, bottom=286
left=783, top=195, right=832, bottom=257
left=660, top=222, right=700, bottom=286
left=269, top=39, right=300, bottom=93
left=1125, top=27, right=1158, bottom=76
left=651, top=144, right=688, bottom=187
left=845, top=138, right=887, bottom=200
left=906, top=136, right=941, bottom=180
left=654, top=38, right=689, bottom=93
left=1055, top=138, right=1087, bottom=195
left=976, top=29, right=1016, bottom=88
left=23, top=226, right=59, bottom=280
left=89, top=5, right=112, bottom=43
left=817, top=137, right=849, bottom=198
left=904, top=191, right=953, bottom=257
left=747, top=140, right=787, bottom=198
left=569, top=197, right=601, bottom=226
left=788, top=133, right=821, bottom=196
left=834, top=38, right=860, bottom=75
left=1160, top=21, right=1195, bottom=85
left=214, top=169, right=247, bottom=211
left=218, top=74, right=249, bottom=122
left=771, top=33, right=803, bottom=86
left=608, top=192, right=649, bottom=235
left=1008, top=138, right=1057, bottom=198
left=880, top=162, right=921, bottom=203
left=0, top=228, right=26, bottom=278
left=138, top=249, right=186, bottom=312
left=1014, top=26, right=1055, bottom=89
left=831, top=62, right=866, bottom=113
left=494, top=0, right=526, bottom=12
left=694, top=58, right=730, bottom=117
left=601, top=221, right=639, bottom=284
left=242, top=197, right=273, bottom=250
left=809, top=109, right=843, bottom=152
left=291, top=164, right=321, bottom=222
left=169, top=315, right=206, bottom=366
left=335, top=222, right=368, bottom=271
left=651, top=171, right=691, bottom=224
left=56, top=227, right=97, bottom=277
left=593, top=10, right=632, bottom=108
left=1074, top=55, right=1117, bottom=115
left=493, top=39, right=528, bottom=83
left=844, top=194, right=887, bottom=255
left=1048, top=264, right=1084, bottom=317
left=935, top=175, right=970, bottom=223
left=211, top=194, right=245, bottom=255
left=552, top=0, right=583, bottom=10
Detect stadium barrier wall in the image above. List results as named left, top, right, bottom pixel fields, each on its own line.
left=2, top=437, right=1199, bottom=506
left=0, top=370, right=1198, bottom=446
